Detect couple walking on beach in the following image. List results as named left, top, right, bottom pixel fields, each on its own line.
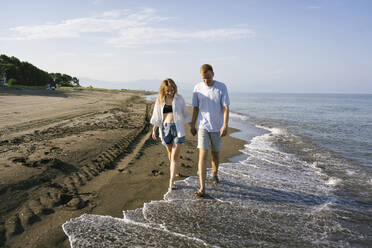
left=150, top=64, right=230, bottom=197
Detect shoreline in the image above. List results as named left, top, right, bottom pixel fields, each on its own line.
left=0, top=89, right=245, bottom=248
left=56, top=91, right=372, bottom=247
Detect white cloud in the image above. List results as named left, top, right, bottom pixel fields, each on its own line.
left=200, top=56, right=238, bottom=62
left=139, top=50, right=176, bottom=55
left=55, top=52, right=78, bottom=57
left=101, top=10, right=123, bottom=18
left=93, top=0, right=103, bottom=5
left=185, top=28, right=253, bottom=40
left=8, top=9, right=159, bottom=40
left=89, top=52, right=114, bottom=58
left=108, top=27, right=254, bottom=48
left=307, top=6, right=321, bottom=9
left=3, top=8, right=254, bottom=47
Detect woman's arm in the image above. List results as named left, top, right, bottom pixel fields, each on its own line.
left=150, top=97, right=162, bottom=127
left=152, top=125, right=159, bottom=140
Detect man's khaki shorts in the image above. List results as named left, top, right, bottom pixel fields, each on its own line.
left=197, top=129, right=222, bottom=152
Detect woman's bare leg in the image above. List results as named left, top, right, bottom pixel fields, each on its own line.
left=165, top=144, right=181, bottom=177
left=170, top=144, right=182, bottom=188
left=165, top=144, right=172, bottom=162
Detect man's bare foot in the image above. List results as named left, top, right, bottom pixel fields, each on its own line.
left=212, top=175, right=219, bottom=185
left=194, top=189, right=205, bottom=197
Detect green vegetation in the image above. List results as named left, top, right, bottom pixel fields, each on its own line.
left=0, top=54, right=156, bottom=94
left=7, top=78, right=17, bottom=86
left=49, top=72, right=80, bottom=87
left=0, top=54, right=80, bottom=87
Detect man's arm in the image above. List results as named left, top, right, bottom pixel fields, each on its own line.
left=190, top=107, right=199, bottom=136
left=220, top=105, right=229, bottom=137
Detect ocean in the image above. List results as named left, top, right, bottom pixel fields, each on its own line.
left=63, top=93, right=372, bottom=247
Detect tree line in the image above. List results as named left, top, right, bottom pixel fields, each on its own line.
left=0, top=54, right=80, bottom=87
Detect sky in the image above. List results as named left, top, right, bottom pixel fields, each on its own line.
left=1, top=0, right=371, bottom=93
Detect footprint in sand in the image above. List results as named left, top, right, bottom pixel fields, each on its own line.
left=181, top=163, right=192, bottom=168
left=12, top=157, right=26, bottom=164
left=151, top=170, right=163, bottom=176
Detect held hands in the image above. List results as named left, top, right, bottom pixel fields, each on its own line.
left=220, top=124, right=228, bottom=137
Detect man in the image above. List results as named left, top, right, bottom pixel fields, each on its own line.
left=191, top=64, right=230, bottom=197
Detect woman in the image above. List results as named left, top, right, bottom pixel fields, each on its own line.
left=150, top=78, right=191, bottom=190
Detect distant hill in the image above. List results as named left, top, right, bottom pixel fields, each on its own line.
left=79, top=77, right=194, bottom=93
left=0, top=54, right=80, bottom=87
left=79, top=77, right=161, bottom=91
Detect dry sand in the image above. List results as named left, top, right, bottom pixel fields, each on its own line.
left=0, top=88, right=245, bottom=248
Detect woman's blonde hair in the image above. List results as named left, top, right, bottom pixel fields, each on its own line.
left=157, top=78, right=178, bottom=104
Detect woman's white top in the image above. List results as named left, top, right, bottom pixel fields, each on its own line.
left=150, top=94, right=191, bottom=138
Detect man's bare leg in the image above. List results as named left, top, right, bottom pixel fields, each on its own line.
left=196, top=149, right=208, bottom=195
left=211, top=151, right=220, bottom=184
left=211, top=151, right=220, bottom=176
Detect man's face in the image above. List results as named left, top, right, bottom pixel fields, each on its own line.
left=201, top=70, right=214, bottom=85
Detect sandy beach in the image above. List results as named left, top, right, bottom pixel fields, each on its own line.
left=0, top=88, right=245, bottom=248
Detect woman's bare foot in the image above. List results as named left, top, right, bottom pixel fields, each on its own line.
left=169, top=180, right=176, bottom=190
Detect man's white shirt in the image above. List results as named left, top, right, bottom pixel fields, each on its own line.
left=192, top=81, right=230, bottom=132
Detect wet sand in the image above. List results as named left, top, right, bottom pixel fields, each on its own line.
left=0, top=88, right=245, bottom=248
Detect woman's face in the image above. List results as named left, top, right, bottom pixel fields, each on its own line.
left=165, top=86, right=175, bottom=97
